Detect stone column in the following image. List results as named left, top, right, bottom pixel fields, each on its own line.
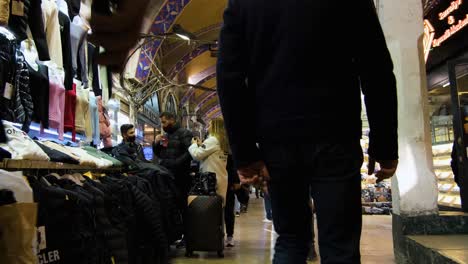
left=378, top=0, right=439, bottom=217
left=377, top=0, right=440, bottom=262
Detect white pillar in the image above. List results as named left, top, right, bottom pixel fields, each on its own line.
left=378, top=0, right=439, bottom=216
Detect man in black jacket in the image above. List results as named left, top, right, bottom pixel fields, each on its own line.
left=153, top=112, right=193, bottom=205
left=217, top=0, right=399, bottom=263
left=114, top=124, right=146, bottom=164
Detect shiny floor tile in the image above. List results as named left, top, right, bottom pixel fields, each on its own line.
left=173, top=198, right=395, bottom=263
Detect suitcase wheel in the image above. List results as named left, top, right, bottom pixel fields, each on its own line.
left=217, top=250, right=224, bottom=258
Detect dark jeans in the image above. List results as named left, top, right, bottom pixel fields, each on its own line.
left=225, top=188, right=236, bottom=237
left=261, top=141, right=363, bottom=264
left=264, top=192, right=273, bottom=220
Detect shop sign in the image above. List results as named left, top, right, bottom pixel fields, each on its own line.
left=424, top=0, right=468, bottom=70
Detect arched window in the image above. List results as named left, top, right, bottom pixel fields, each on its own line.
left=165, top=94, right=177, bottom=115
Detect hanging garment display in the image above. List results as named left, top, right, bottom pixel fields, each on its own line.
left=70, top=16, right=88, bottom=86
left=64, top=83, right=76, bottom=141
left=98, top=96, right=111, bottom=147
left=43, top=68, right=65, bottom=140
left=28, top=63, right=50, bottom=128
left=7, top=0, right=50, bottom=60
left=13, top=49, right=33, bottom=132
left=41, top=0, right=63, bottom=68
left=89, top=91, right=100, bottom=146
left=0, top=30, right=18, bottom=123
left=75, top=83, right=92, bottom=141
left=58, top=11, right=73, bottom=91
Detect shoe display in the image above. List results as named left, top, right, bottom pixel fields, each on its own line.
left=226, top=237, right=235, bottom=247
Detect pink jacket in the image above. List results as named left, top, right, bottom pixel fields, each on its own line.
left=97, top=96, right=112, bottom=147
left=41, top=77, right=65, bottom=140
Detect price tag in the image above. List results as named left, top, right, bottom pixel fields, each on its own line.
left=37, top=226, right=47, bottom=250
left=11, top=0, right=24, bottom=16
left=3, top=82, right=13, bottom=100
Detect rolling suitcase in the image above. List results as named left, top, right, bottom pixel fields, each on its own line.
left=185, top=195, right=225, bottom=258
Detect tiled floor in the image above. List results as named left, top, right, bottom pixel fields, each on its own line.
left=408, top=235, right=468, bottom=263
left=172, top=198, right=395, bottom=264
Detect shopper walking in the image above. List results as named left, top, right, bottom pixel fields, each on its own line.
left=217, top=0, right=399, bottom=263
left=225, top=154, right=241, bottom=247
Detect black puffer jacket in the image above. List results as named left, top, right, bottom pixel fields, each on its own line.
left=85, top=178, right=130, bottom=264
left=101, top=175, right=169, bottom=264
left=153, top=124, right=193, bottom=191
left=13, top=50, right=33, bottom=132
left=135, top=163, right=184, bottom=244
left=27, top=176, right=93, bottom=264
left=112, top=142, right=147, bottom=170
left=0, top=31, right=17, bottom=123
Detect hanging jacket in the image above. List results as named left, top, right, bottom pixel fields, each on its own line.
left=99, top=176, right=138, bottom=264
left=133, top=163, right=184, bottom=244
left=0, top=30, right=17, bottom=123
left=28, top=63, right=50, bottom=128
left=64, top=83, right=77, bottom=141
left=42, top=0, right=63, bottom=67
left=7, top=0, right=50, bottom=60
left=98, top=96, right=112, bottom=147
left=27, top=176, right=90, bottom=264
left=108, top=175, right=169, bottom=264
left=117, top=175, right=169, bottom=264
left=13, top=50, right=33, bottom=132
left=46, top=177, right=99, bottom=264
left=84, top=178, right=129, bottom=264
left=59, top=11, right=73, bottom=90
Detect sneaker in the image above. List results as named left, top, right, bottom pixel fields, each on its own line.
left=240, top=205, right=248, bottom=213
left=235, top=211, right=241, bottom=217
left=175, top=238, right=186, bottom=249
left=226, top=237, right=235, bottom=247
left=263, top=218, right=273, bottom=223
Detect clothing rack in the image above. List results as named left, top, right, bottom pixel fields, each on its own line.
left=0, top=159, right=123, bottom=172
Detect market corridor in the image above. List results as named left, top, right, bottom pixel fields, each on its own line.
left=172, top=198, right=395, bottom=264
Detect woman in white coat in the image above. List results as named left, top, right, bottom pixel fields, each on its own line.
left=188, top=118, right=229, bottom=205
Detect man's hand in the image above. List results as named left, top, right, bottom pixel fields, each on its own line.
left=88, top=0, right=150, bottom=71
left=237, top=161, right=270, bottom=186
left=368, top=157, right=398, bottom=183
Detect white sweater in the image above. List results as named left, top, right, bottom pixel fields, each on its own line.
left=188, top=136, right=228, bottom=205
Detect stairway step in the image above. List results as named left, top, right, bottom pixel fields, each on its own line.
left=406, top=235, right=468, bottom=264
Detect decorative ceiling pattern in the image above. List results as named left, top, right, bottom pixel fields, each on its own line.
left=136, top=0, right=192, bottom=80
left=168, top=45, right=209, bottom=78
left=137, top=0, right=226, bottom=122
left=188, top=65, right=216, bottom=84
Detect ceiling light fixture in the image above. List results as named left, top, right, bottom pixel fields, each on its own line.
left=175, top=33, right=191, bottom=41
left=443, top=82, right=450, bottom=87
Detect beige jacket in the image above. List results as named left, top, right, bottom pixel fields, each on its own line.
left=0, top=0, right=10, bottom=25
left=189, top=136, right=228, bottom=206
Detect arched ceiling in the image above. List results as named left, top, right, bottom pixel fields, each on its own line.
left=137, top=0, right=227, bottom=122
